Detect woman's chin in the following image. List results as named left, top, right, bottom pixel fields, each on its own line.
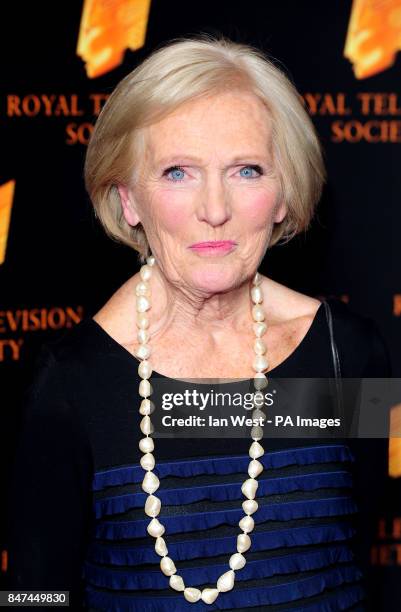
left=188, top=264, right=242, bottom=293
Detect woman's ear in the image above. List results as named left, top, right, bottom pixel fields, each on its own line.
left=118, top=185, right=141, bottom=227
left=273, top=196, right=287, bottom=224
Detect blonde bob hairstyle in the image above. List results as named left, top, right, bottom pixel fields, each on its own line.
left=84, top=33, right=326, bottom=264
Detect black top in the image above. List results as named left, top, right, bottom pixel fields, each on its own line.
left=6, top=297, right=392, bottom=611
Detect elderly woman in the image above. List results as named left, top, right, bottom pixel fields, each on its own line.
left=8, top=35, right=391, bottom=611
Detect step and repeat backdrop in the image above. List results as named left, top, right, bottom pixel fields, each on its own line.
left=1, top=0, right=400, bottom=609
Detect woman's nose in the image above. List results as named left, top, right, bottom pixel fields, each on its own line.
left=196, top=175, right=232, bottom=226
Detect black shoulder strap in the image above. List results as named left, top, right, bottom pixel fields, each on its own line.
left=322, top=299, right=345, bottom=425
left=323, top=300, right=342, bottom=378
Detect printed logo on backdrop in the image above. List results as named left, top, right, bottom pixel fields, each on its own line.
left=0, top=180, right=15, bottom=265
left=313, top=0, right=401, bottom=142
left=0, top=0, right=154, bottom=266
left=77, top=0, right=152, bottom=78
left=0, top=307, right=84, bottom=362
left=2, top=0, right=401, bottom=149
left=344, top=0, right=401, bottom=79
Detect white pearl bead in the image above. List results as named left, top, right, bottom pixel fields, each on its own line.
left=252, top=391, right=265, bottom=407
left=140, top=265, right=152, bottom=281
left=184, top=587, right=201, bottom=603
left=147, top=255, right=155, bottom=266
left=241, top=478, right=258, bottom=500
left=251, top=425, right=264, bottom=440
left=169, top=574, right=185, bottom=591
left=229, top=552, right=246, bottom=570
left=252, top=355, right=269, bottom=372
left=139, top=436, right=154, bottom=453
left=201, top=588, right=219, bottom=604
left=254, top=338, right=266, bottom=355
left=139, top=379, right=152, bottom=397
left=252, top=304, right=265, bottom=322
left=252, top=408, right=266, bottom=423
left=140, top=452, right=155, bottom=471
left=217, top=569, right=235, bottom=592
left=136, top=313, right=149, bottom=329
left=237, top=533, right=251, bottom=553
left=145, top=494, right=160, bottom=517
left=136, top=295, right=150, bottom=313
left=253, top=322, right=267, bottom=337
left=137, top=328, right=149, bottom=343
left=139, top=399, right=155, bottom=415
left=160, top=556, right=176, bottom=576
left=147, top=518, right=165, bottom=537
left=248, top=459, right=264, bottom=478
left=251, top=286, right=263, bottom=304
left=243, top=400, right=255, bottom=412
left=239, top=515, right=255, bottom=533
left=249, top=440, right=264, bottom=459
left=242, top=499, right=258, bottom=515
left=253, top=272, right=262, bottom=286
left=142, top=471, right=160, bottom=494
left=155, top=536, right=168, bottom=556
left=140, top=416, right=154, bottom=435
left=135, top=281, right=150, bottom=297
left=253, top=372, right=268, bottom=390
left=138, top=359, right=152, bottom=379
left=136, top=344, right=151, bottom=360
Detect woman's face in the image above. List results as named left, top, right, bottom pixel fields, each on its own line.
left=119, top=90, right=287, bottom=295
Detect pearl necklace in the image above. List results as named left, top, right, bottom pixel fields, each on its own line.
left=135, top=256, right=269, bottom=605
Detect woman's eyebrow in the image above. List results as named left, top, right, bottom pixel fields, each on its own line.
left=155, top=154, right=271, bottom=166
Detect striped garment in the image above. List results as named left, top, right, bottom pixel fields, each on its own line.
left=7, top=298, right=391, bottom=610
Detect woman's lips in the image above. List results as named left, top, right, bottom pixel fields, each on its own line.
left=188, top=241, right=237, bottom=255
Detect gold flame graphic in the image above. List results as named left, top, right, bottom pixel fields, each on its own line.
left=0, top=180, right=15, bottom=265
left=77, top=0, right=152, bottom=78
left=344, top=0, right=401, bottom=78
left=389, top=404, right=401, bottom=477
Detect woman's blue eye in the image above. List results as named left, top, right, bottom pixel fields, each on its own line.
left=239, top=165, right=262, bottom=178
left=165, top=166, right=186, bottom=181
left=163, top=164, right=263, bottom=182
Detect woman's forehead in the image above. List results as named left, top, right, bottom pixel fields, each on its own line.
left=150, top=90, right=270, bottom=127
left=142, top=92, right=272, bottom=163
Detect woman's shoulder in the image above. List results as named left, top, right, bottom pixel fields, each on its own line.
left=37, top=276, right=140, bottom=381
left=39, top=316, right=99, bottom=363
left=20, top=317, right=116, bottom=435
left=261, top=277, right=392, bottom=377
left=27, top=313, right=108, bottom=396
left=260, top=276, right=321, bottom=323
left=323, top=297, right=392, bottom=377
left=91, top=273, right=139, bottom=347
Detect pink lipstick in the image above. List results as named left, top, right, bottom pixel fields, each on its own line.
left=188, top=240, right=237, bottom=256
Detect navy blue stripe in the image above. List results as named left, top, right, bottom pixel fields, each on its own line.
left=95, top=496, right=357, bottom=540
left=94, top=470, right=352, bottom=519
left=87, top=521, right=355, bottom=566
left=83, top=544, right=354, bottom=590
left=92, top=444, right=354, bottom=491
left=85, top=564, right=363, bottom=611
